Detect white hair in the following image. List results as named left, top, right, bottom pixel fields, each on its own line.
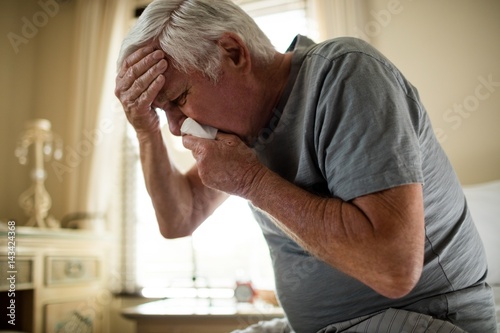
left=117, top=0, right=276, bottom=81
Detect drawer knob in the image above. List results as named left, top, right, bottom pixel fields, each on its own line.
left=65, top=261, right=84, bottom=278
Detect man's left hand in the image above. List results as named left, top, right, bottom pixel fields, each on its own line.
left=182, top=133, right=266, bottom=197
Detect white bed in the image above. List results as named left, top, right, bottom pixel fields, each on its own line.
left=462, top=180, right=500, bottom=332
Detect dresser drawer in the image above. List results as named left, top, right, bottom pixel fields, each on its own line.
left=45, top=256, right=100, bottom=286
left=45, top=299, right=102, bottom=333
left=0, top=256, right=34, bottom=291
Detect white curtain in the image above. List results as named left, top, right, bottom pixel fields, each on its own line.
left=307, top=0, right=369, bottom=42
left=63, top=0, right=131, bottom=226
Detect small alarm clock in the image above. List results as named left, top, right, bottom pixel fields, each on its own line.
left=234, top=281, right=256, bottom=303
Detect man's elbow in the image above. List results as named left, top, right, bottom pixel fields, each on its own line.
left=157, top=219, right=193, bottom=239
left=376, top=265, right=423, bottom=299
left=159, top=227, right=185, bottom=239
left=379, top=279, right=418, bottom=299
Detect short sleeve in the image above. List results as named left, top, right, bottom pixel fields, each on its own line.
left=314, top=52, right=424, bottom=201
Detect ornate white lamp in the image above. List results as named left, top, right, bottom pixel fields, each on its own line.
left=15, top=119, right=63, bottom=228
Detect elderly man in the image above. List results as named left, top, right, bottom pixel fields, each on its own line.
left=115, top=0, right=497, bottom=332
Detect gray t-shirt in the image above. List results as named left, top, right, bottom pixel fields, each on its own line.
left=250, top=36, right=494, bottom=333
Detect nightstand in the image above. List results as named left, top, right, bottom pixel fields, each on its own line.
left=0, top=226, right=111, bottom=333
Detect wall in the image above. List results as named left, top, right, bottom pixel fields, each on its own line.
left=364, top=0, right=500, bottom=184
left=0, top=0, right=76, bottom=222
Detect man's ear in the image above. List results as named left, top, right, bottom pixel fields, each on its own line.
left=218, top=33, right=251, bottom=74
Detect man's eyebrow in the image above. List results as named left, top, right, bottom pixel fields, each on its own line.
left=153, top=78, right=182, bottom=105
left=163, top=90, right=176, bottom=101
left=154, top=91, right=169, bottom=105
left=169, top=80, right=190, bottom=97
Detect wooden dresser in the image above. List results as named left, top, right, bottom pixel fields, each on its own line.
left=0, top=225, right=111, bottom=333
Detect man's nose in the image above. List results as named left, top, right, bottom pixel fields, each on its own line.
left=164, top=110, right=186, bottom=136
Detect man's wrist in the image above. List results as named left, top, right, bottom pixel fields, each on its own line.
left=242, top=165, right=275, bottom=204
left=136, top=126, right=163, bottom=144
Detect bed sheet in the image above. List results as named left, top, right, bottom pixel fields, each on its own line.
left=462, top=180, right=500, bottom=285
left=462, top=180, right=500, bottom=332
left=493, top=286, right=500, bottom=332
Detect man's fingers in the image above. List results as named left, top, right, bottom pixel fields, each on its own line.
left=182, top=134, right=201, bottom=151
left=128, top=59, right=167, bottom=99
left=132, top=74, right=166, bottom=112
left=115, top=46, right=169, bottom=115
left=118, top=46, right=154, bottom=78
left=117, top=48, right=167, bottom=93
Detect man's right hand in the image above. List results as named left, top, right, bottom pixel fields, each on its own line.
left=115, top=46, right=168, bottom=137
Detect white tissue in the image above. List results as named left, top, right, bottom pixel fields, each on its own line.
left=180, top=118, right=218, bottom=139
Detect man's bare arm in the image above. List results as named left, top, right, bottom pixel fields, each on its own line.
left=248, top=169, right=425, bottom=299
left=138, top=132, right=227, bottom=238
left=184, top=133, right=425, bottom=298
left=115, top=46, right=226, bottom=238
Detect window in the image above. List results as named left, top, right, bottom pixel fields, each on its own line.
left=125, top=1, right=310, bottom=298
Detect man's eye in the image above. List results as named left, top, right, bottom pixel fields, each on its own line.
left=173, top=90, right=189, bottom=107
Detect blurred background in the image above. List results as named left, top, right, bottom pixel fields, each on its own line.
left=1, top=1, right=499, bottom=332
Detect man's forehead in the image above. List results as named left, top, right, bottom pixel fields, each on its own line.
left=146, top=41, right=189, bottom=97
left=164, top=65, right=189, bottom=97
